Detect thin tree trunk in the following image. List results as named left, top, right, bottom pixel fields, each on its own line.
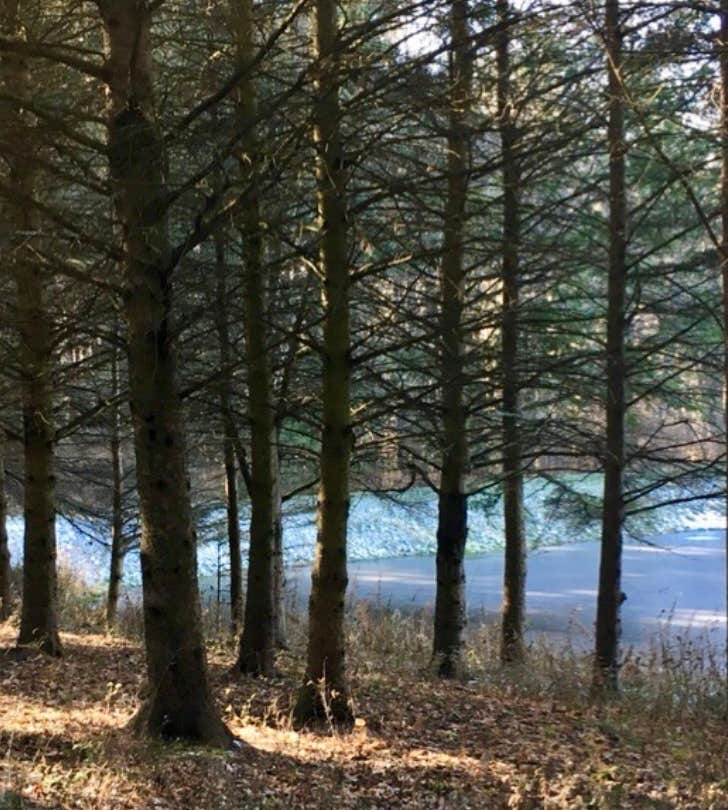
left=270, top=236, right=297, bottom=652
left=216, top=397, right=282, bottom=647
left=718, top=0, right=728, bottom=702
left=106, top=342, right=125, bottom=629
left=272, top=442, right=287, bottom=648
left=99, top=0, right=231, bottom=747
left=237, top=268, right=277, bottom=674
left=0, top=0, right=62, bottom=656
left=224, top=452, right=241, bottom=633
left=594, top=0, right=627, bottom=691
left=213, top=233, right=243, bottom=636
left=497, top=0, right=526, bottom=665
left=433, top=0, right=473, bottom=679
left=229, top=0, right=277, bottom=678
left=0, top=446, right=11, bottom=621
left=272, top=275, right=314, bottom=649
left=293, top=0, right=352, bottom=725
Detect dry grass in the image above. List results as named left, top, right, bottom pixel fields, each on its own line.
left=2, top=602, right=728, bottom=809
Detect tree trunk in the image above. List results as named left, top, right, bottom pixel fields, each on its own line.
left=0, top=0, right=62, bottom=656
left=594, top=0, right=626, bottom=691
left=272, top=446, right=287, bottom=649
left=497, top=0, right=526, bottom=665
left=433, top=0, right=473, bottom=679
left=293, top=0, right=352, bottom=725
left=237, top=262, right=278, bottom=674
left=0, top=447, right=12, bottom=621
left=106, top=341, right=125, bottom=629
left=718, top=0, right=728, bottom=699
left=213, top=233, right=243, bottom=636
left=99, top=0, right=231, bottom=747
left=15, top=266, right=61, bottom=656
left=224, top=451, right=241, bottom=634
left=229, top=0, right=277, bottom=678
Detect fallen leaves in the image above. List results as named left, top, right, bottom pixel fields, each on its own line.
left=1, top=621, right=728, bottom=808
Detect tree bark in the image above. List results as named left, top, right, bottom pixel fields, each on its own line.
left=272, top=445, right=287, bottom=648
left=213, top=233, right=243, bottom=636
left=718, top=0, right=728, bottom=699
left=594, top=0, right=626, bottom=691
left=0, top=446, right=12, bottom=621
left=433, top=0, right=473, bottom=679
left=99, top=0, right=231, bottom=747
left=237, top=261, right=278, bottom=674
left=0, top=0, right=62, bottom=656
left=224, top=449, right=242, bottom=634
left=15, top=263, right=61, bottom=656
left=497, top=0, right=526, bottom=665
left=293, top=0, right=353, bottom=725
left=229, top=0, right=278, bottom=678
left=106, top=343, right=125, bottom=629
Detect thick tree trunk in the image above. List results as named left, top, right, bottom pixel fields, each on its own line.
left=106, top=342, right=125, bottom=629
left=433, top=0, right=473, bottom=679
left=99, top=0, right=231, bottom=747
left=497, top=0, right=526, bottom=665
left=594, top=0, right=626, bottom=691
left=293, top=0, right=352, bottom=725
left=0, top=1, right=62, bottom=656
left=229, top=0, right=277, bottom=678
left=718, top=0, right=728, bottom=696
left=0, top=448, right=12, bottom=621
left=15, top=267, right=61, bottom=656
left=213, top=233, right=243, bottom=636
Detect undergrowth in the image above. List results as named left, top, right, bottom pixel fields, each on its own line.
left=49, top=568, right=728, bottom=728
left=3, top=570, right=728, bottom=808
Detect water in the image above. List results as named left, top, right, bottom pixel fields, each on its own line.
left=6, top=474, right=725, bottom=590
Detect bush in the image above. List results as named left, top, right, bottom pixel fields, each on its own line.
left=56, top=557, right=105, bottom=630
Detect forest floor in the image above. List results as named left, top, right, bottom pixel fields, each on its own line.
left=2, top=611, right=728, bottom=809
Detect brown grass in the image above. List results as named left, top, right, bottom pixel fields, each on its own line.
left=2, top=603, right=728, bottom=809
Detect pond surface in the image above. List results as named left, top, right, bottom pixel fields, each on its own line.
left=284, top=528, right=727, bottom=651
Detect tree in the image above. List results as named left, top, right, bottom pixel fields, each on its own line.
left=432, top=0, right=474, bottom=678
left=98, top=0, right=232, bottom=746
left=294, top=0, right=353, bottom=725
left=231, top=0, right=279, bottom=678
left=105, top=334, right=126, bottom=628
left=0, top=0, right=725, bottom=725
left=0, top=444, right=11, bottom=620
left=212, top=229, right=245, bottom=637
left=719, top=0, right=728, bottom=688
left=497, top=0, right=527, bottom=665
left=594, top=0, right=627, bottom=690
left=1, top=0, right=62, bottom=656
